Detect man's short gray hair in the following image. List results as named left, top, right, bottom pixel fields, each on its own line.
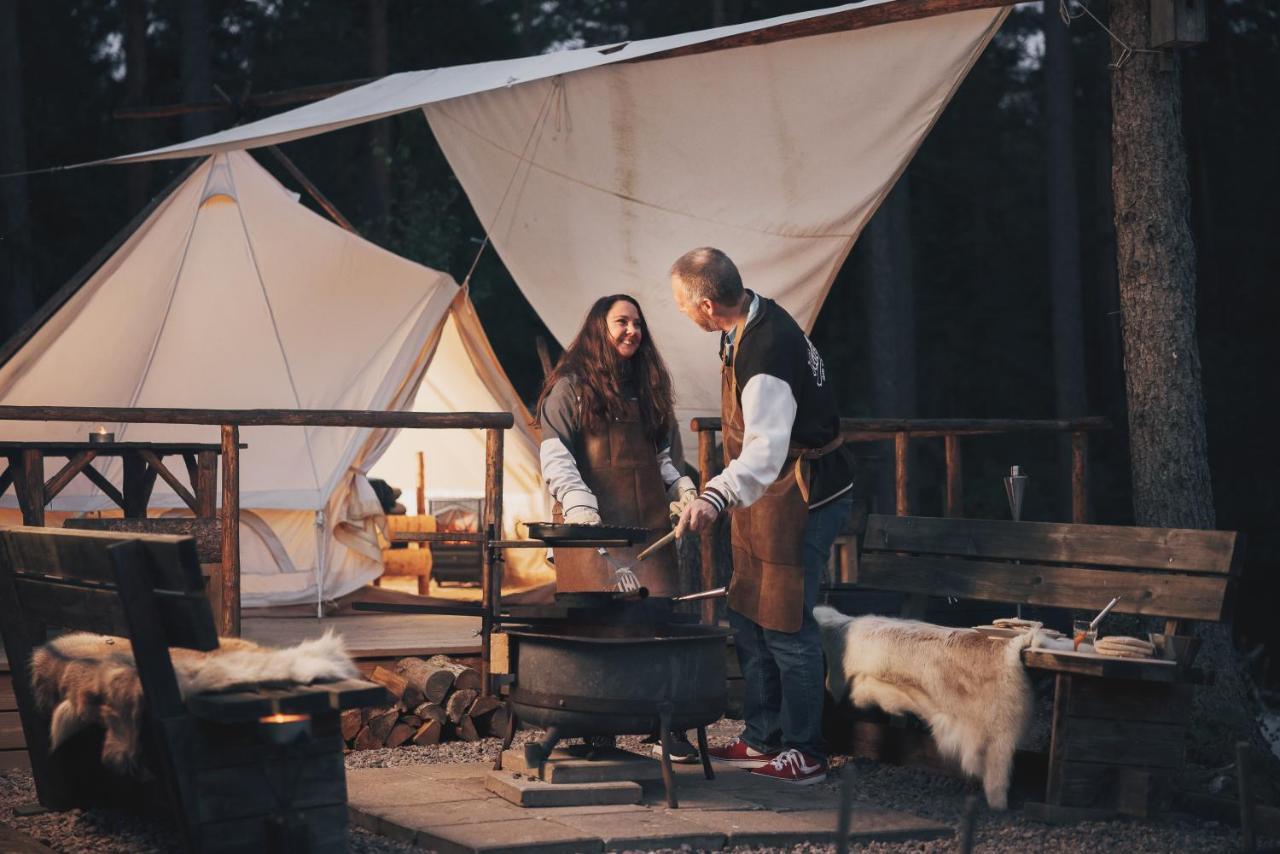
left=670, top=247, right=744, bottom=306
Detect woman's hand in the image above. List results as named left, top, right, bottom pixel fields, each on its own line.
left=564, top=506, right=602, bottom=525
left=675, top=496, right=719, bottom=536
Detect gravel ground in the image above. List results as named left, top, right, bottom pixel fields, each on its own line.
left=2, top=717, right=1274, bottom=853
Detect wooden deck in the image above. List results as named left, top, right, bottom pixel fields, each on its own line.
left=241, top=612, right=482, bottom=659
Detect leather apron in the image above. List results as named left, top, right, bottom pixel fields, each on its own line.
left=722, top=325, right=843, bottom=633
left=550, top=401, right=680, bottom=596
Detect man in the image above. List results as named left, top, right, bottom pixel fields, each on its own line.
left=671, top=247, right=853, bottom=785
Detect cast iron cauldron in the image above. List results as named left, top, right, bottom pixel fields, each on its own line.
left=504, top=622, right=732, bottom=736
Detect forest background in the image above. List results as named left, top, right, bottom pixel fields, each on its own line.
left=0, top=0, right=1276, bottom=682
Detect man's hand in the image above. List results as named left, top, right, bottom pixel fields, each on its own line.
left=675, top=496, right=719, bottom=536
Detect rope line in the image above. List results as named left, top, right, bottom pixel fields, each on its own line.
left=458, top=76, right=561, bottom=289
left=1059, top=0, right=1162, bottom=70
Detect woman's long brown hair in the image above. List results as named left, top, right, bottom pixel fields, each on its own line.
left=536, top=295, right=674, bottom=445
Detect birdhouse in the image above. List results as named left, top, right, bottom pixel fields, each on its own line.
left=1150, top=0, right=1206, bottom=49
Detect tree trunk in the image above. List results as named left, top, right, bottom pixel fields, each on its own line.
left=123, top=0, right=152, bottom=213
left=1044, top=4, right=1087, bottom=519
left=0, top=0, right=34, bottom=339
left=1109, top=0, right=1213, bottom=531
left=864, top=175, right=916, bottom=514
left=366, top=0, right=391, bottom=241
left=179, top=0, right=213, bottom=140
left=1110, top=0, right=1262, bottom=769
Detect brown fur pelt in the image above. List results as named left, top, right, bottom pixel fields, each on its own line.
left=815, top=607, right=1042, bottom=809
left=30, top=630, right=358, bottom=774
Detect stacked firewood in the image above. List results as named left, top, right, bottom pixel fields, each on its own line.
left=342, top=655, right=509, bottom=749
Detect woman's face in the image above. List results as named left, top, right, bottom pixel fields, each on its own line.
left=606, top=300, right=643, bottom=359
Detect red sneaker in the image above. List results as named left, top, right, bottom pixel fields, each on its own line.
left=704, top=738, right=780, bottom=768
left=748, top=748, right=828, bottom=785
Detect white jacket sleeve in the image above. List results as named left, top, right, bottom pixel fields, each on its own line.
left=540, top=437, right=597, bottom=514
left=699, top=374, right=797, bottom=512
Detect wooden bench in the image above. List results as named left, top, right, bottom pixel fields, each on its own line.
left=841, top=513, right=1243, bottom=820
left=0, top=525, right=388, bottom=853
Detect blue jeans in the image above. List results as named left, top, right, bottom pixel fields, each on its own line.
left=729, top=496, right=850, bottom=761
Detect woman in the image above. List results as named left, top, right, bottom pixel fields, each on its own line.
left=537, top=294, right=696, bottom=597
left=537, top=294, right=699, bottom=760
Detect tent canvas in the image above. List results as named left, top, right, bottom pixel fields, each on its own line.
left=91, top=0, right=1010, bottom=447
left=0, top=150, right=549, bottom=605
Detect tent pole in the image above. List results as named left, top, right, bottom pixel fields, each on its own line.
left=314, top=509, right=326, bottom=619
left=266, top=145, right=356, bottom=233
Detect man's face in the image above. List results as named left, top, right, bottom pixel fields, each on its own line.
left=670, top=275, right=719, bottom=332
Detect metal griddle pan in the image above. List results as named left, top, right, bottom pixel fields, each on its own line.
left=524, top=522, right=652, bottom=547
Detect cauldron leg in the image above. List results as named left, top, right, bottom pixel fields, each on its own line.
left=696, top=726, right=714, bottom=780
left=658, top=705, right=679, bottom=808
left=493, top=708, right=519, bottom=771
left=523, top=727, right=561, bottom=770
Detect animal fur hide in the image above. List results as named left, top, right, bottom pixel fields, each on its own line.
left=30, top=631, right=358, bottom=774
left=815, top=606, right=1041, bottom=809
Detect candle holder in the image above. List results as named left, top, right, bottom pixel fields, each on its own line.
left=258, top=712, right=312, bottom=745
left=88, top=429, right=115, bottom=444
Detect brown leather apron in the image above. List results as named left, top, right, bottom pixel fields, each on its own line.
left=550, top=401, right=680, bottom=596
left=722, top=324, right=843, bottom=633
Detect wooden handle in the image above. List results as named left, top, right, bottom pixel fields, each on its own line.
left=636, top=528, right=677, bottom=562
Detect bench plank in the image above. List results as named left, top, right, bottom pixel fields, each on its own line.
left=1022, top=649, right=1206, bottom=683
left=1060, top=718, right=1186, bottom=768
left=857, top=553, right=1231, bottom=621
left=864, top=515, right=1241, bottom=574
left=3, top=526, right=205, bottom=592
left=13, top=576, right=216, bottom=650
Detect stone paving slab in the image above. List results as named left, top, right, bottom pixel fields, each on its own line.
left=486, top=770, right=643, bottom=807
left=551, top=808, right=728, bottom=851
left=501, top=746, right=665, bottom=783
left=349, top=762, right=953, bottom=852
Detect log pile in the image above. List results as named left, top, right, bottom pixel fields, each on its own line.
left=342, top=655, right=509, bottom=749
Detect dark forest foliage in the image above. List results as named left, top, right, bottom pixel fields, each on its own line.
left=2, top=0, right=1278, bottom=675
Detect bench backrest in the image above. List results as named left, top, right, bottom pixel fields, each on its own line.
left=0, top=525, right=218, bottom=651
left=855, top=515, right=1243, bottom=622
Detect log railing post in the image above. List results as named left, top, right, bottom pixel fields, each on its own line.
left=944, top=434, right=962, bottom=518
left=894, top=432, right=910, bottom=516
left=1071, top=430, right=1088, bottom=523
left=220, top=423, right=240, bottom=637
left=481, top=427, right=504, bottom=695
left=697, top=428, right=719, bottom=626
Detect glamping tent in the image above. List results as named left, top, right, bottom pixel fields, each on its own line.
left=97, top=0, right=1011, bottom=447
left=0, top=150, right=550, bottom=606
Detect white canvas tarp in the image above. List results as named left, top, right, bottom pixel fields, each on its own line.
left=0, top=151, right=550, bottom=604
left=93, top=0, right=1009, bottom=440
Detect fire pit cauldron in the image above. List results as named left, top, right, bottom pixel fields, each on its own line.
left=496, top=621, right=733, bottom=807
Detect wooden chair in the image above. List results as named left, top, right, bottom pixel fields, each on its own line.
left=0, top=525, right=387, bottom=853
left=832, top=514, right=1244, bottom=820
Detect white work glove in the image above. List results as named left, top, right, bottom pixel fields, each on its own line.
left=667, top=476, right=698, bottom=522
left=564, top=506, right=602, bottom=526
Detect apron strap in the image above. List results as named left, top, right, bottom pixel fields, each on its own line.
left=789, top=434, right=845, bottom=504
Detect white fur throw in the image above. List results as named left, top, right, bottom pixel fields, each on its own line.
left=815, top=606, right=1042, bottom=809
left=30, top=631, right=358, bottom=774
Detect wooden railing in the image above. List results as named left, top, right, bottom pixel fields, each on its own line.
left=688, top=416, right=1110, bottom=622
left=0, top=405, right=512, bottom=687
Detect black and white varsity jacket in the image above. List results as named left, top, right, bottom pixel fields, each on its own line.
left=700, top=293, right=854, bottom=512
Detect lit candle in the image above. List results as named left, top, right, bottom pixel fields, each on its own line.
left=88, top=425, right=115, bottom=444
left=257, top=712, right=312, bottom=744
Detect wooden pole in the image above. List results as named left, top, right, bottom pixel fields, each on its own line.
left=415, top=451, right=426, bottom=516
left=1071, top=430, right=1089, bottom=523
left=535, top=335, right=554, bottom=379
left=894, top=432, right=910, bottom=516
left=698, top=429, right=719, bottom=625
left=220, top=424, right=240, bottom=637
left=1237, top=741, right=1256, bottom=853
left=266, top=145, right=356, bottom=233
left=956, top=795, right=979, bottom=854
left=944, top=434, right=962, bottom=518
left=17, top=448, right=44, bottom=526
left=481, top=428, right=504, bottom=696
